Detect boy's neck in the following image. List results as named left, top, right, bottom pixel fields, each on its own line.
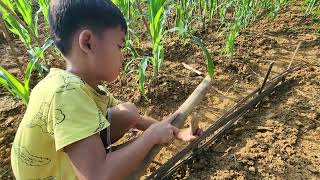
left=66, top=61, right=100, bottom=89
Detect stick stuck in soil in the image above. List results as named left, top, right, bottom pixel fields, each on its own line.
left=191, top=115, right=200, bottom=134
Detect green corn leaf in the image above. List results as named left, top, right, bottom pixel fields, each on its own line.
left=175, top=3, right=183, bottom=28
left=0, top=66, right=28, bottom=104
left=157, top=45, right=164, bottom=73
left=305, top=0, right=317, bottom=16
left=153, top=7, right=164, bottom=34
left=34, top=8, right=43, bottom=37
left=0, top=67, right=26, bottom=95
left=138, top=57, right=149, bottom=100
left=38, top=0, right=50, bottom=24
left=15, top=0, right=33, bottom=26
left=27, top=48, right=45, bottom=75
left=1, top=0, right=14, bottom=12
left=0, top=76, right=14, bottom=95
left=224, top=23, right=239, bottom=54
left=27, top=39, right=53, bottom=76
left=24, top=62, right=33, bottom=94
left=192, top=35, right=215, bottom=78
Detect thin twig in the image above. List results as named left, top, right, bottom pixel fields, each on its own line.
left=0, top=168, right=10, bottom=178
left=259, top=61, right=274, bottom=94
left=248, top=65, right=262, bottom=78
left=182, top=63, right=203, bottom=75
left=287, top=41, right=301, bottom=70
left=0, top=16, right=23, bottom=73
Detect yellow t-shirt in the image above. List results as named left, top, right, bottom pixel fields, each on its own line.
left=11, top=68, right=119, bottom=180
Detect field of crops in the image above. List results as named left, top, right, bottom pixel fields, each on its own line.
left=0, top=0, right=320, bottom=179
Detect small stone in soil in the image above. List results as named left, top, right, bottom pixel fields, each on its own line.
left=248, top=166, right=255, bottom=172
left=306, top=165, right=318, bottom=173
left=295, top=120, right=303, bottom=126
left=0, top=137, right=4, bottom=144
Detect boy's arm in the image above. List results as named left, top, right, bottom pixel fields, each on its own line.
left=65, top=132, right=154, bottom=180
left=110, top=102, right=202, bottom=142
left=135, top=115, right=158, bottom=131
left=111, top=102, right=160, bottom=131
left=65, top=115, right=179, bottom=180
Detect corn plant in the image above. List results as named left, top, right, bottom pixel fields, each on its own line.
left=223, top=23, right=239, bottom=55
left=112, top=0, right=139, bottom=61
left=0, top=39, right=53, bottom=105
left=206, top=0, right=219, bottom=19
left=112, top=0, right=131, bottom=19
left=135, top=0, right=170, bottom=99
left=218, top=0, right=234, bottom=25
left=148, top=0, right=169, bottom=79
left=222, top=0, right=255, bottom=55
left=259, top=0, right=288, bottom=19
left=221, top=0, right=289, bottom=55
left=0, top=0, right=45, bottom=47
left=175, top=0, right=196, bottom=45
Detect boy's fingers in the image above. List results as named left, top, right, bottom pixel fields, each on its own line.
left=189, top=136, right=197, bottom=141
left=196, top=129, right=204, bottom=136
left=172, top=126, right=180, bottom=136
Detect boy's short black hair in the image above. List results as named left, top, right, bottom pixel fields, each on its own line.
left=49, top=0, right=127, bottom=56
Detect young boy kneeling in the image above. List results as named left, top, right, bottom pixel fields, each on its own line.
left=11, top=0, right=201, bottom=179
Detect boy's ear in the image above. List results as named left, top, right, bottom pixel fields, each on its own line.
left=79, top=30, right=94, bottom=54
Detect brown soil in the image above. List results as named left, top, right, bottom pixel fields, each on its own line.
left=0, top=2, right=319, bottom=180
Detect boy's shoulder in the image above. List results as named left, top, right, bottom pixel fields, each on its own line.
left=46, top=68, right=85, bottom=93
left=30, top=68, right=114, bottom=107
left=31, top=68, right=85, bottom=100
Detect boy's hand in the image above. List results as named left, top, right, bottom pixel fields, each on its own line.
left=147, top=113, right=180, bottom=145
left=175, top=127, right=203, bottom=142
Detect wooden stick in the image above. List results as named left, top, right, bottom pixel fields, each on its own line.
left=182, top=63, right=203, bottom=76
left=259, top=61, right=274, bottom=94
left=129, top=75, right=212, bottom=179
left=191, top=115, right=200, bottom=134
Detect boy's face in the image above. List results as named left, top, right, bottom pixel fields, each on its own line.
left=93, top=26, right=125, bottom=82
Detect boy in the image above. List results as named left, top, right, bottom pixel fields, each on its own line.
left=11, top=0, right=201, bottom=179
